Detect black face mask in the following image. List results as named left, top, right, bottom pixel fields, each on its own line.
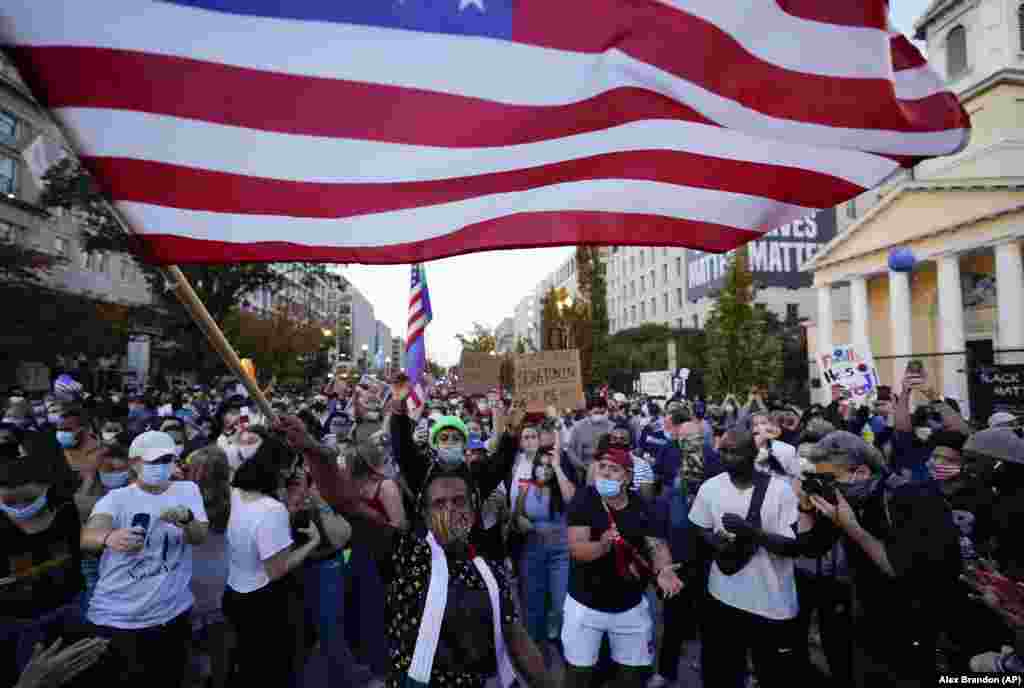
left=0, top=442, right=20, bottom=460
left=671, top=411, right=687, bottom=426
left=720, top=449, right=755, bottom=479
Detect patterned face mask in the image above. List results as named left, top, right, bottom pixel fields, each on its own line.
left=430, top=507, right=472, bottom=545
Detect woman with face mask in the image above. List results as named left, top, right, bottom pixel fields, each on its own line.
left=0, top=458, right=106, bottom=688
left=513, top=448, right=576, bottom=664
left=508, top=425, right=542, bottom=509
left=222, top=444, right=321, bottom=688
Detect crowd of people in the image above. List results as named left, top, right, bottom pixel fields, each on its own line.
left=2, top=368, right=1023, bottom=688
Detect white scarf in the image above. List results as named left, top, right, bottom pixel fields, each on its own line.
left=407, top=533, right=517, bottom=687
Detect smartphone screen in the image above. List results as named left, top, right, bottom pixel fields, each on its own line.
left=239, top=406, right=251, bottom=429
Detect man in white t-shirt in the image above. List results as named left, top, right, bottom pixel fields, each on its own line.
left=688, top=429, right=805, bottom=688
left=80, top=431, right=209, bottom=688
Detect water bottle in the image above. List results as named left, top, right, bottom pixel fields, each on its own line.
left=862, top=424, right=875, bottom=446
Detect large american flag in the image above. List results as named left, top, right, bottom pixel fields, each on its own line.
left=406, top=263, right=432, bottom=412
left=2, top=1, right=968, bottom=265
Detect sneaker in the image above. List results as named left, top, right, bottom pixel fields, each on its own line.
left=647, top=674, right=670, bottom=688
left=970, top=646, right=1023, bottom=673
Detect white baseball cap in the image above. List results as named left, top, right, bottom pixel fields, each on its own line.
left=989, top=411, right=1018, bottom=429
left=129, top=431, right=177, bottom=463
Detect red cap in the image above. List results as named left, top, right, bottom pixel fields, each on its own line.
left=599, top=447, right=632, bottom=470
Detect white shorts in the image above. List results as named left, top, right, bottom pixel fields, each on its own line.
left=561, top=595, right=653, bottom=668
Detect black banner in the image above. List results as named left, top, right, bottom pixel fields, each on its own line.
left=686, top=208, right=838, bottom=301
left=977, top=365, right=1024, bottom=416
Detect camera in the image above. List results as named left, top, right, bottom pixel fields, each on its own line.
left=801, top=473, right=838, bottom=505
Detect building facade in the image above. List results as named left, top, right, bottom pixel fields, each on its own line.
left=804, top=0, right=1024, bottom=417
left=494, top=317, right=516, bottom=353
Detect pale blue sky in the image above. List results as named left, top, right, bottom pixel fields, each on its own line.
left=346, top=0, right=937, bottom=366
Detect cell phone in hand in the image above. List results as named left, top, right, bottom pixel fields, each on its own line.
left=131, top=513, right=151, bottom=533
left=239, top=406, right=251, bottom=429
left=905, top=360, right=925, bottom=377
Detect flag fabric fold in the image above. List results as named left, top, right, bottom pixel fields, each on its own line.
left=406, top=264, right=432, bottom=414
left=0, top=1, right=970, bottom=265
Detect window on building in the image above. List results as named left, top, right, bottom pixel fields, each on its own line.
left=623, top=308, right=627, bottom=324
left=946, top=25, right=967, bottom=78
left=1020, top=4, right=1024, bottom=51
left=630, top=281, right=635, bottom=297
left=0, top=109, right=15, bottom=144
left=663, top=293, right=669, bottom=313
left=630, top=255, right=635, bottom=272
left=639, top=252, right=644, bottom=268
left=786, top=303, right=799, bottom=322
left=650, top=269, right=655, bottom=288
left=640, top=301, right=646, bottom=319
left=692, top=314, right=700, bottom=329
left=846, top=199, right=857, bottom=219
left=650, top=297, right=656, bottom=316
left=675, top=256, right=682, bottom=277
left=631, top=305, right=636, bottom=322
left=0, top=155, right=16, bottom=195
left=121, top=258, right=135, bottom=282
left=53, top=236, right=68, bottom=258
left=676, top=318, right=683, bottom=329
left=662, top=264, right=668, bottom=283
left=676, top=287, right=683, bottom=307
left=640, top=276, right=645, bottom=292
left=0, top=220, right=23, bottom=244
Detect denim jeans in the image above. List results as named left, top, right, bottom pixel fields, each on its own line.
left=343, top=544, right=388, bottom=677
left=300, top=553, right=372, bottom=688
left=519, top=532, right=570, bottom=649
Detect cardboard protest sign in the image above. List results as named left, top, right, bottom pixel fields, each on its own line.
left=513, top=349, right=584, bottom=412
left=459, top=352, right=503, bottom=396
left=978, top=365, right=1024, bottom=417
left=818, top=345, right=880, bottom=399
left=639, top=371, right=673, bottom=397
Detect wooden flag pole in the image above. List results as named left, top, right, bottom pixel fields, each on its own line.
left=159, top=265, right=276, bottom=423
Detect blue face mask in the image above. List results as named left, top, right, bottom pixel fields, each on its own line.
left=100, top=471, right=132, bottom=489
left=1, top=492, right=48, bottom=521
left=56, top=431, right=79, bottom=449
left=46, top=413, right=61, bottom=426
left=140, top=462, right=173, bottom=485
left=436, top=445, right=465, bottom=466
left=595, top=478, right=622, bottom=498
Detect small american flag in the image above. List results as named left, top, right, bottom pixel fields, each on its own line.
left=0, top=1, right=968, bottom=265
left=406, top=264, right=433, bottom=413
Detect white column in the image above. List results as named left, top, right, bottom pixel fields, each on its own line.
left=995, top=241, right=1024, bottom=364
left=888, top=270, right=913, bottom=388
left=937, top=254, right=968, bottom=410
left=849, top=276, right=871, bottom=359
left=816, top=285, right=834, bottom=404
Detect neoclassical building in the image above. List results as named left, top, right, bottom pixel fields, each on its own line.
left=803, top=0, right=1024, bottom=419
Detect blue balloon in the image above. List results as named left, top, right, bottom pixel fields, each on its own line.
left=888, top=247, right=916, bottom=272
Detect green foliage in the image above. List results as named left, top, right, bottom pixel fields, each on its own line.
left=456, top=322, right=496, bottom=354
left=0, top=239, right=65, bottom=285
left=702, top=246, right=783, bottom=398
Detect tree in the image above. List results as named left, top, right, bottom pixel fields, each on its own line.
left=577, top=246, right=608, bottom=388
left=223, top=307, right=328, bottom=382
left=702, top=246, right=783, bottom=399
left=427, top=359, right=447, bottom=380
left=455, top=322, right=496, bottom=354
left=38, top=160, right=298, bottom=376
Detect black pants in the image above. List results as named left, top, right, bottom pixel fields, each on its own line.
left=794, top=570, right=853, bottom=687
left=88, top=608, right=192, bottom=688
left=657, top=587, right=697, bottom=681
left=700, top=596, right=801, bottom=688
left=223, top=579, right=300, bottom=688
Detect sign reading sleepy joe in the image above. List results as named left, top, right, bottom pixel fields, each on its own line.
left=686, top=209, right=837, bottom=300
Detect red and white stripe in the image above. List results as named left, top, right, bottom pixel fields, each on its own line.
left=0, top=1, right=970, bottom=265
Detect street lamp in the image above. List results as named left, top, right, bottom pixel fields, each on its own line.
left=322, top=328, right=333, bottom=337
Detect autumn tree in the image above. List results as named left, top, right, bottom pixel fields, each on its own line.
left=702, top=246, right=782, bottom=399
left=456, top=322, right=497, bottom=354
left=224, top=307, right=328, bottom=381
left=576, top=246, right=608, bottom=388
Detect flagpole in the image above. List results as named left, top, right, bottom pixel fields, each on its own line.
left=105, top=210, right=276, bottom=422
